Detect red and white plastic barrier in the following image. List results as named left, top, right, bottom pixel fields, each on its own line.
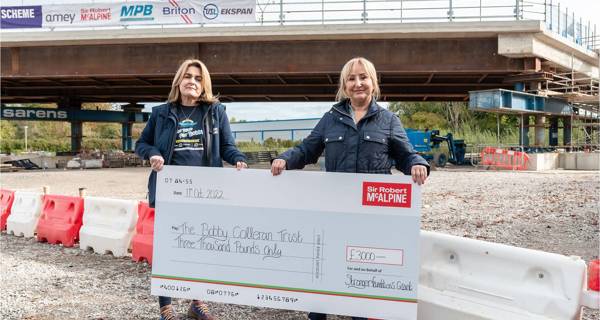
left=0, top=189, right=15, bottom=230
left=79, top=197, right=138, bottom=257
left=581, top=260, right=600, bottom=310
left=131, top=201, right=155, bottom=264
left=36, top=195, right=85, bottom=247
left=6, top=191, right=44, bottom=238
left=418, top=230, right=596, bottom=319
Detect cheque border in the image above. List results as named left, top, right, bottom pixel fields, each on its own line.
left=152, top=274, right=418, bottom=303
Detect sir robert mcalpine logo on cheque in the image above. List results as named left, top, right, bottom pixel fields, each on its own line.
left=362, top=182, right=412, bottom=208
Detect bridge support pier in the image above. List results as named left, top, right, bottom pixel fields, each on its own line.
left=59, top=98, right=83, bottom=153
left=549, top=117, right=559, bottom=146
left=519, top=115, right=529, bottom=146
left=534, top=115, right=546, bottom=146
left=71, top=121, right=83, bottom=153
left=563, top=117, right=572, bottom=148
left=121, top=123, right=133, bottom=152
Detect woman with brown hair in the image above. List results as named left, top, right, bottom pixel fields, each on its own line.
left=136, top=58, right=247, bottom=320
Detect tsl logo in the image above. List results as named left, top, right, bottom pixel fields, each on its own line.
left=362, top=182, right=411, bottom=208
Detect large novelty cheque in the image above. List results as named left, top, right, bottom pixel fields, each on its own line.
left=152, top=166, right=421, bottom=320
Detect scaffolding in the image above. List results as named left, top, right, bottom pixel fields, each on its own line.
left=539, top=71, right=600, bottom=111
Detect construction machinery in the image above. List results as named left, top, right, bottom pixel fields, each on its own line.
left=405, top=129, right=466, bottom=167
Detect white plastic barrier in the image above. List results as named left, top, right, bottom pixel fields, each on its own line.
left=6, top=191, right=44, bottom=238
left=419, top=230, right=590, bottom=320
left=79, top=197, right=138, bottom=257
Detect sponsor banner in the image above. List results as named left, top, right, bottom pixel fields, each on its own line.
left=1, top=6, right=42, bottom=29
left=193, top=0, right=255, bottom=23
left=153, top=167, right=421, bottom=319
left=1, top=107, right=68, bottom=120
left=0, top=107, right=149, bottom=123
left=0, top=0, right=255, bottom=29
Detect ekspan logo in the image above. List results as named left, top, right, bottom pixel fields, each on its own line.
left=203, top=3, right=218, bottom=20
left=362, top=182, right=412, bottom=208
left=120, top=4, right=154, bottom=22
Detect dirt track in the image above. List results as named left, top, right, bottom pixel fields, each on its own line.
left=1, top=166, right=598, bottom=319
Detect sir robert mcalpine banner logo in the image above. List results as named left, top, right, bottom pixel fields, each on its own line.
left=362, top=182, right=412, bottom=208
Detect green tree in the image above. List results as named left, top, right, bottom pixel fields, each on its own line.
left=389, top=102, right=448, bottom=130
left=0, top=120, right=17, bottom=140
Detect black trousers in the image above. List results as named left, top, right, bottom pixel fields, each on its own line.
left=308, top=312, right=367, bottom=320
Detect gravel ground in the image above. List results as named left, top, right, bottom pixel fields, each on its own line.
left=1, top=165, right=598, bottom=320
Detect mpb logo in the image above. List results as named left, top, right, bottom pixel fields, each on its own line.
left=120, top=5, right=153, bottom=21
left=362, top=182, right=411, bottom=208
left=203, top=4, right=218, bottom=20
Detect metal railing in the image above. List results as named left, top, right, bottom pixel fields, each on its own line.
left=255, top=0, right=530, bottom=24
left=2, top=0, right=598, bottom=51
left=540, top=0, right=599, bottom=50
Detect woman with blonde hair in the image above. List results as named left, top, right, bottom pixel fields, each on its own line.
left=136, top=58, right=247, bottom=320
left=271, top=57, right=429, bottom=319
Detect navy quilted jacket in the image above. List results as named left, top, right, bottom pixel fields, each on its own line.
left=135, top=102, right=246, bottom=206
left=278, top=99, right=429, bottom=175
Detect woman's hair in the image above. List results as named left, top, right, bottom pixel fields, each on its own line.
left=335, top=57, right=380, bottom=102
left=167, top=59, right=217, bottom=104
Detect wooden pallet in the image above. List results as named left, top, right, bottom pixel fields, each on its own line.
left=0, top=164, right=23, bottom=172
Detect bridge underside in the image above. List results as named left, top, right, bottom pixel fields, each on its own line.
left=1, top=38, right=526, bottom=103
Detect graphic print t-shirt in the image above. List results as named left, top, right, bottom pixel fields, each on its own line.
left=171, top=104, right=206, bottom=166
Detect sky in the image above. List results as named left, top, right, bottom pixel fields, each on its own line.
left=225, top=102, right=335, bottom=122
left=4, top=0, right=598, bottom=121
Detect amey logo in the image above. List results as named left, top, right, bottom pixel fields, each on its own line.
left=45, top=12, right=76, bottom=24
left=120, top=5, right=154, bottom=22
left=203, top=4, right=218, bottom=20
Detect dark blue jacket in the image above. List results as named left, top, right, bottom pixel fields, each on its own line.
left=278, top=99, right=429, bottom=175
left=135, top=101, right=246, bottom=206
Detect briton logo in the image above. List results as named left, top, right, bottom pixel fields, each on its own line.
left=164, top=0, right=193, bottom=24
left=362, top=182, right=411, bottom=208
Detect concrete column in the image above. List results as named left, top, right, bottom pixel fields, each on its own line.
left=59, top=97, right=82, bottom=153
left=121, top=122, right=133, bottom=152
left=563, top=117, right=572, bottom=147
left=71, top=121, right=82, bottom=153
left=549, top=117, right=559, bottom=146
left=519, top=114, right=529, bottom=146
left=514, top=83, right=525, bottom=91
left=534, top=115, right=546, bottom=146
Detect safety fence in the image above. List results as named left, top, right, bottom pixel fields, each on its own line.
left=1, top=188, right=154, bottom=264
left=468, top=144, right=530, bottom=170
left=479, top=146, right=530, bottom=170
